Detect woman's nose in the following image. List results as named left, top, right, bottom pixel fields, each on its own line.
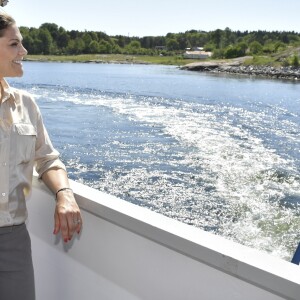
left=20, top=44, right=28, bottom=56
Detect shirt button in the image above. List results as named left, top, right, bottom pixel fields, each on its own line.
left=2, top=193, right=6, bottom=197
left=2, top=162, right=7, bottom=166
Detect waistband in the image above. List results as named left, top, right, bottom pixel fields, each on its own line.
left=0, top=223, right=25, bottom=234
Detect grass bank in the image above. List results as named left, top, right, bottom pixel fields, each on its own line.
left=25, top=50, right=300, bottom=69
left=25, top=54, right=201, bottom=66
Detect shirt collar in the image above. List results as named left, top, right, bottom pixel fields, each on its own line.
left=0, top=78, right=16, bottom=103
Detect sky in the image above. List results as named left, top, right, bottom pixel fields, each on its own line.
left=3, top=0, right=300, bottom=37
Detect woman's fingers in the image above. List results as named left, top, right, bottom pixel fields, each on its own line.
left=73, top=212, right=82, bottom=234
left=53, top=210, right=60, bottom=235
left=53, top=198, right=82, bottom=243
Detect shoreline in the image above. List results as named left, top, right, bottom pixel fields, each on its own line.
left=180, top=58, right=300, bottom=81
left=24, top=55, right=300, bottom=81
left=24, top=57, right=152, bottom=65
left=23, top=54, right=189, bottom=66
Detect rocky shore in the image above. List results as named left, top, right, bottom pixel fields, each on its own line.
left=181, top=58, right=300, bottom=81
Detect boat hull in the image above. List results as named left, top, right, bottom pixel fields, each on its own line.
left=27, top=176, right=300, bottom=300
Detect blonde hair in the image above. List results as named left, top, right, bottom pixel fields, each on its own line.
left=0, top=12, right=15, bottom=37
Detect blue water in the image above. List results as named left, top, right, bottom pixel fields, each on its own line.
left=9, top=62, right=300, bottom=260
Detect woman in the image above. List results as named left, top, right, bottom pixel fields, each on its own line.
left=0, top=12, right=82, bottom=300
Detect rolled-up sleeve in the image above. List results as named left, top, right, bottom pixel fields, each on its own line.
left=34, top=104, right=66, bottom=178
left=0, top=81, right=67, bottom=226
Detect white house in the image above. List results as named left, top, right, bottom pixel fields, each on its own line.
left=183, top=50, right=212, bottom=59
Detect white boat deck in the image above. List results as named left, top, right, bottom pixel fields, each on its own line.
left=27, top=176, right=300, bottom=300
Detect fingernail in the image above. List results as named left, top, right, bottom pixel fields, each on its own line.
left=64, top=238, right=68, bottom=243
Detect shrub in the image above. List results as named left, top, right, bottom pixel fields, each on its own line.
left=291, top=54, right=299, bottom=67
left=224, top=42, right=247, bottom=58
left=249, top=41, right=263, bottom=55
left=212, top=49, right=224, bottom=59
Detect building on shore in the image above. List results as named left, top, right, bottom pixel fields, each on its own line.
left=183, top=47, right=212, bottom=59
left=183, top=49, right=212, bottom=59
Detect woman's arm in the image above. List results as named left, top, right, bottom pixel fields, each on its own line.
left=41, top=167, right=82, bottom=243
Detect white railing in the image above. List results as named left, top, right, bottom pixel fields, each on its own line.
left=27, top=176, right=300, bottom=300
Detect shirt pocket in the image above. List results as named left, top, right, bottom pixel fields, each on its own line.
left=13, top=123, right=37, bottom=164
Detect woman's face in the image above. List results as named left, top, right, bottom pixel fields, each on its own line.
left=0, top=24, right=27, bottom=79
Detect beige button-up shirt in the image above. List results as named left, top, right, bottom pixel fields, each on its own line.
left=0, top=79, right=66, bottom=227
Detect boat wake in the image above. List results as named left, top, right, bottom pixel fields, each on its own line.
left=19, top=83, right=300, bottom=260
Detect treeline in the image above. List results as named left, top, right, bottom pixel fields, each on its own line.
left=20, top=23, right=300, bottom=59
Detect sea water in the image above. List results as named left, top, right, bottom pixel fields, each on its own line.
left=9, top=62, right=300, bottom=261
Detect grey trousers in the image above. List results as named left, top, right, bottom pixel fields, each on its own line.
left=0, top=224, right=35, bottom=300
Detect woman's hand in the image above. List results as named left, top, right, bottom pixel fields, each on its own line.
left=41, top=168, right=83, bottom=243
left=53, top=189, right=82, bottom=243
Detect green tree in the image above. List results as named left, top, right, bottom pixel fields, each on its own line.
left=22, top=35, right=35, bottom=54
left=57, top=30, right=69, bottom=49
left=249, top=41, right=263, bottom=54
left=40, top=23, right=59, bottom=40
left=166, top=38, right=179, bottom=51
left=124, top=40, right=142, bottom=54
left=89, top=40, right=99, bottom=53
left=262, top=41, right=275, bottom=54
left=14, top=23, right=300, bottom=57
left=67, top=37, right=85, bottom=54
left=224, top=42, right=247, bottom=58
left=210, top=29, right=223, bottom=48
left=97, top=31, right=110, bottom=41
left=116, top=35, right=125, bottom=48
left=128, top=40, right=141, bottom=49
left=237, top=42, right=248, bottom=55
left=38, top=29, right=53, bottom=54
left=111, top=43, right=122, bottom=54
left=98, top=40, right=112, bottom=53
left=221, top=27, right=236, bottom=48
left=82, top=33, right=93, bottom=53
left=274, top=41, right=286, bottom=52
left=224, top=46, right=238, bottom=58
left=204, top=43, right=215, bottom=52
left=141, top=36, right=156, bottom=49
left=69, top=30, right=79, bottom=40
left=19, top=26, right=30, bottom=37
left=177, top=34, right=187, bottom=49
left=28, top=27, right=40, bottom=40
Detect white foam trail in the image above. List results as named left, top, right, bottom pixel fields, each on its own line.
left=31, top=86, right=300, bottom=260
left=95, top=95, right=300, bottom=259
